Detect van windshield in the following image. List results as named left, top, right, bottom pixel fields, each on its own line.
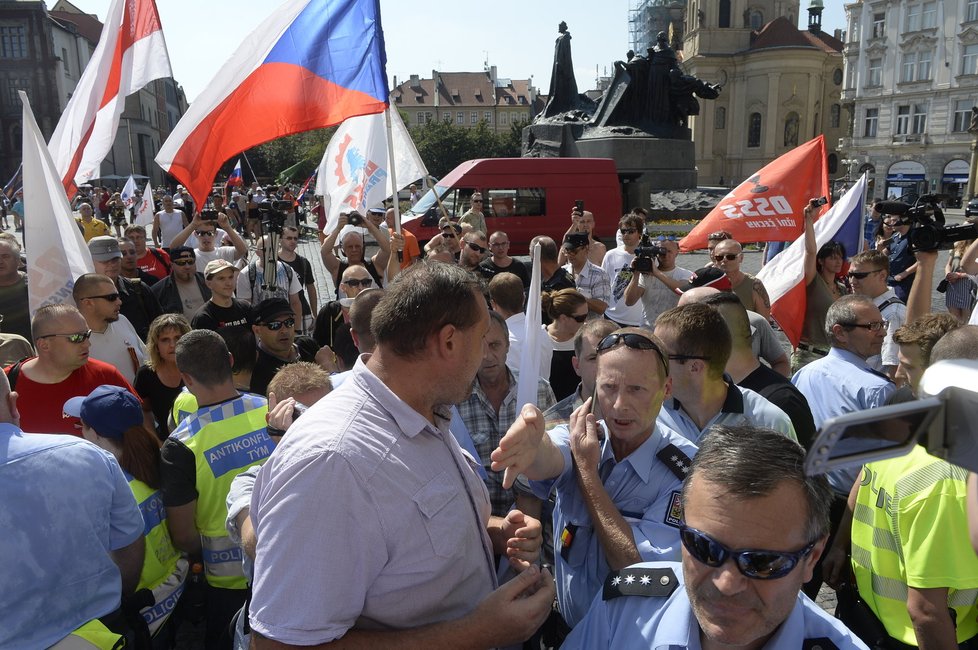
left=407, top=185, right=449, bottom=217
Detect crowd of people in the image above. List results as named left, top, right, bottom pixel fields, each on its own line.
left=3, top=186, right=978, bottom=650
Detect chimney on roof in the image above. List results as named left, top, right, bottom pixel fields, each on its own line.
left=489, top=65, right=497, bottom=85
left=834, top=28, right=843, bottom=41
left=409, top=74, right=420, bottom=87
left=807, top=0, right=823, bottom=34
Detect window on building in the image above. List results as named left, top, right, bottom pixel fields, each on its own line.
left=62, top=48, right=70, bottom=77
left=970, top=0, right=978, bottom=22
left=868, top=58, right=883, bottom=86
left=749, top=10, right=764, bottom=30
left=849, top=16, right=861, bottom=42
left=470, top=112, right=478, bottom=124
left=457, top=112, right=463, bottom=124
left=965, top=44, right=978, bottom=75
left=443, top=113, right=451, bottom=123
left=484, top=111, right=492, bottom=123
left=912, top=104, right=927, bottom=133
left=906, top=4, right=921, bottom=32
left=748, top=113, right=762, bottom=147
left=922, top=2, right=936, bottom=28
left=715, top=106, right=726, bottom=129
left=953, top=100, right=972, bottom=132
left=828, top=153, right=839, bottom=174
left=864, top=107, right=879, bottom=137
left=784, top=112, right=799, bottom=147
left=830, top=104, right=841, bottom=128
left=500, top=112, right=508, bottom=125
left=6, top=78, right=29, bottom=107
left=872, top=12, right=886, bottom=38
left=896, top=105, right=910, bottom=134
left=902, top=53, right=917, bottom=82
left=918, top=49, right=932, bottom=80
left=719, top=0, right=731, bottom=28
left=0, top=26, right=26, bottom=59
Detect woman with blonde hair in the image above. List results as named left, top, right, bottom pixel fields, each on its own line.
left=543, top=287, right=589, bottom=401
left=134, top=313, right=191, bottom=440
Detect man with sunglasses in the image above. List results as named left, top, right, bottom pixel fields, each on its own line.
left=847, top=250, right=906, bottom=380
left=169, top=212, right=249, bottom=273
left=150, top=246, right=211, bottom=319
left=496, top=327, right=696, bottom=629
left=712, top=239, right=772, bottom=320
left=459, top=231, right=490, bottom=272
left=653, top=303, right=796, bottom=445
left=249, top=298, right=325, bottom=396
left=88, top=236, right=163, bottom=342
left=602, top=214, right=647, bottom=327
left=479, top=230, right=529, bottom=286
left=74, top=273, right=147, bottom=385
left=563, top=425, right=867, bottom=649
left=7, top=304, right=135, bottom=435
left=563, top=232, right=611, bottom=317
left=459, top=192, right=487, bottom=236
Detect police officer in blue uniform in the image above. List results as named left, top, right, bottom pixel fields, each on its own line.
left=563, top=425, right=869, bottom=649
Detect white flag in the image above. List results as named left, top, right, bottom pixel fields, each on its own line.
left=20, top=92, right=95, bottom=316
left=516, top=243, right=543, bottom=409
left=135, top=182, right=155, bottom=227
left=316, top=106, right=428, bottom=233
left=47, top=0, right=171, bottom=196
left=120, top=175, right=137, bottom=208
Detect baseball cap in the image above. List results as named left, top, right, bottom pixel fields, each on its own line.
left=685, top=266, right=733, bottom=291
left=63, top=385, right=143, bottom=439
left=88, top=236, right=122, bottom=262
left=204, top=258, right=237, bottom=278
left=251, top=297, right=294, bottom=324
left=562, top=233, right=589, bottom=250
left=169, top=246, right=196, bottom=263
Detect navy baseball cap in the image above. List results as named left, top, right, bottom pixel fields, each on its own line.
left=63, top=385, right=143, bottom=439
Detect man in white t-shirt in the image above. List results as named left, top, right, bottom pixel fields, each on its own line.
left=169, top=212, right=249, bottom=273
left=623, top=239, right=693, bottom=326
left=152, top=194, right=188, bottom=249
left=73, top=273, right=147, bottom=384
left=602, top=214, right=646, bottom=326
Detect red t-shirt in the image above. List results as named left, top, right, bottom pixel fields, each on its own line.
left=137, top=248, right=171, bottom=280
left=7, top=358, right=137, bottom=436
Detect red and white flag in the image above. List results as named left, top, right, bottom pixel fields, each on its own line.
left=757, top=175, right=868, bottom=347
left=20, top=92, right=94, bottom=316
left=680, top=136, right=828, bottom=252
left=48, top=0, right=171, bottom=197
left=134, top=182, right=155, bottom=227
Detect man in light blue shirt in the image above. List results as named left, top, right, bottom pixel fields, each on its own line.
left=496, top=327, right=696, bottom=628
left=563, top=426, right=868, bottom=650
left=791, top=294, right=894, bottom=495
left=654, top=303, right=797, bottom=444
left=0, top=372, right=145, bottom=648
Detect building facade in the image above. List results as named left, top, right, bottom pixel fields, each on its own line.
left=842, top=0, right=978, bottom=204
left=391, top=67, right=545, bottom=134
left=630, top=0, right=688, bottom=54
left=0, top=0, right=187, bottom=188
left=681, top=0, right=845, bottom=186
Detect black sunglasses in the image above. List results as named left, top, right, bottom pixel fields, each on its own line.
left=466, top=241, right=488, bottom=254
left=840, top=320, right=887, bottom=331
left=846, top=269, right=882, bottom=280
left=194, top=230, right=216, bottom=236
left=441, top=232, right=456, bottom=239
left=261, top=317, right=295, bottom=331
left=82, top=293, right=121, bottom=302
left=570, top=313, right=588, bottom=323
left=342, top=278, right=373, bottom=288
left=596, top=332, right=668, bottom=374
left=680, top=524, right=816, bottom=580
left=36, top=329, right=93, bottom=344
left=713, top=253, right=740, bottom=261
left=619, top=228, right=637, bottom=235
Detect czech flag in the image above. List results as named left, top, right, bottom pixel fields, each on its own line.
left=226, top=159, right=244, bottom=187
left=2, top=164, right=21, bottom=201
left=756, top=175, right=868, bottom=347
left=156, top=0, right=389, bottom=210
left=47, top=0, right=171, bottom=198
left=680, top=136, right=828, bottom=252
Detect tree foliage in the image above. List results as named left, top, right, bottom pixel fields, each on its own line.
left=409, top=119, right=531, bottom=179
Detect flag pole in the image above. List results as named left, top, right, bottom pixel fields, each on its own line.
left=241, top=151, right=258, bottom=186
left=384, top=105, right=403, bottom=263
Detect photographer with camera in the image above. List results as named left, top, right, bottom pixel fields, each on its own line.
left=880, top=208, right=917, bottom=302
left=623, top=238, right=693, bottom=326
left=558, top=204, right=607, bottom=266
left=319, top=211, right=390, bottom=298
left=169, top=211, right=249, bottom=273
left=601, top=214, right=646, bottom=327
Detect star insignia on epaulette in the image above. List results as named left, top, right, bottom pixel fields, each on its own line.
left=624, top=574, right=635, bottom=584
left=639, top=575, right=651, bottom=585
left=611, top=576, right=621, bottom=586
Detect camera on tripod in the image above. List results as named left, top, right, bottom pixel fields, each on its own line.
left=878, top=194, right=977, bottom=252
left=632, top=235, right=668, bottom=273
left=258, top=199, right=292, bottom=234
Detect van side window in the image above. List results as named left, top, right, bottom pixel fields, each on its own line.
left=485, top=188, right=545, bottom=218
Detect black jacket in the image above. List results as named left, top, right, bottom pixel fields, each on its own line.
left=150, top=272, right=211, bottom=317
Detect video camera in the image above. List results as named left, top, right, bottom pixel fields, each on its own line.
left=258, top=199, right=292, bottom=234
left=876, top=194, right=977, bottom=252
left=632, top=234, right=668, bottom=273
left=805, top=360, right=978, bottom=476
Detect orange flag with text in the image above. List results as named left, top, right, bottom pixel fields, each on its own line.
left=679, top=136, right=829, bottom=252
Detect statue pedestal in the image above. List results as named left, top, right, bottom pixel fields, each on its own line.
left=575, top=135, right=697, bottom=208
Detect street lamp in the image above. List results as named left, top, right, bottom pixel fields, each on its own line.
left=841, top=158, right=860, bottom=182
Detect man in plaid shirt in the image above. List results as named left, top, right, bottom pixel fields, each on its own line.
left=562, top=233, right=611, bottom=318
left=458, top=310, right=556, bottom=516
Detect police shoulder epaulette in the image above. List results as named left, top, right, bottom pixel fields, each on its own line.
left=603, top=566, right=679, bottom=601
left=802, top=639, right=839, bottom=650
left=656, top=443, right=693, bottom=481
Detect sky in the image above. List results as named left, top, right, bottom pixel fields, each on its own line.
left=69, top=0, right=847, bottom=104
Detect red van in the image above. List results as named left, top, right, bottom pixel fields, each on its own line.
left=401, top=158, right=622, bottom=254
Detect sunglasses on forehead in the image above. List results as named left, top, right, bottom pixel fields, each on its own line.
left=596, top=332, right=668, bottom=373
